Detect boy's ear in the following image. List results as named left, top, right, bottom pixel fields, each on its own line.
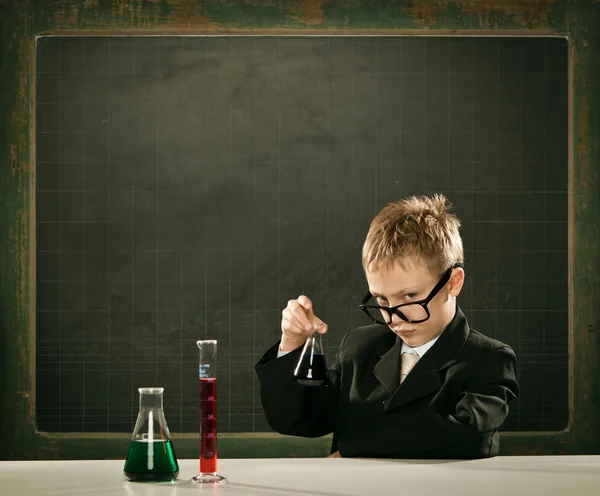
left=448, top=267, right=465, bottom=297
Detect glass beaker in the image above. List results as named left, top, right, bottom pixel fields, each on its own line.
left=123, top=387, right=179, bottom=482
left=191, top=340, right=226, bottom=484
left=293, top=322, right=330, bottom=387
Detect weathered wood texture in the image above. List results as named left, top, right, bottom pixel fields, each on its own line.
left=0, top=0, right=598, bottom=459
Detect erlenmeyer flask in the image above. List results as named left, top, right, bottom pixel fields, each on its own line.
left=124, top=387, right=179, bottom=482
left=293, top=323, right=330, bottom=387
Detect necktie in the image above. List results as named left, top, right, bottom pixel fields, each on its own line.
left=400, top=352, right=420, bottom=383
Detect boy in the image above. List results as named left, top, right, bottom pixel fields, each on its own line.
left=255, top=194, right=519, bottom=459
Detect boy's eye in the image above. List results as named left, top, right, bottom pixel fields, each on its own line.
left=402, top=293, right=416, bottom=301
left=375, top=296, right=388, bottom=306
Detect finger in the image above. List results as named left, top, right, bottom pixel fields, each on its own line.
left=297, top=295, right=313, bottom=311
left=289, top=300, right=313, bottom=331
left=282, top=308, right=306, bottom=334
left=282, top=308, right=310, bottom=335
left=297, top=295, right=316, bottom=321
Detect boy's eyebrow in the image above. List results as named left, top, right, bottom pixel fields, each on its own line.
left=371, top=285, right=422, bottom=298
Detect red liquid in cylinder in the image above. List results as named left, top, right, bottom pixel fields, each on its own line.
left=199, top=378, right=217, bottom=473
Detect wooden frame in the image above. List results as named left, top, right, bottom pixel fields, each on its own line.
left=1, top=0, right=598, bottom=460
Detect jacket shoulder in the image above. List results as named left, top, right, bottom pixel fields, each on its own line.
left=338, top=324, right=391, bottom=358
left=465, top=328, right=516, bottom=358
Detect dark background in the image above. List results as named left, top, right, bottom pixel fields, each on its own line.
left=35, top=36, right=568, bottom=434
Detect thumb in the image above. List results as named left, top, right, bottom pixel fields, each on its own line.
left=312, top=319, right=328, bottom=334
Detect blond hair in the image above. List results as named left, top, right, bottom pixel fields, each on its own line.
left=362, top=194, right=464, bottom=275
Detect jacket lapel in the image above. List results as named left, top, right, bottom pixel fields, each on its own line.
left=383, top=306, right=470, bottom=412
left=372, top=332, right=402, bottom=396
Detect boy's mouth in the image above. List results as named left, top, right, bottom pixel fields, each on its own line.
left=393, top=328, right=415, bottom=337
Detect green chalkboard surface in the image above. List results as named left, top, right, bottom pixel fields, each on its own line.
left=35, top=36, right=568, bottom=434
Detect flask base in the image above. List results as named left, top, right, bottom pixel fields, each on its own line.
left=124, top=470, right=179, bottom=482
left=191, top=473, right=227, bottom=484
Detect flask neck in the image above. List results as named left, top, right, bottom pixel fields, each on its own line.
left=307, top=331, right=324, bottom=353
left=139, top=388, right=164, bottom=410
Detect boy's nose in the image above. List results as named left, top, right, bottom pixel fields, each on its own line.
left=390, top=312, right=404, bottom=325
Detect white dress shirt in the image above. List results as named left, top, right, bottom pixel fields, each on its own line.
left=400, top=332, right=441, bottom=357
left=277, top=347, right=293, bottom=358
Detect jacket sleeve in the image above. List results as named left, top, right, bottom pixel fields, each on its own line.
left=254, top=336, right=347, bottom=438
left=337, top=346, right=519, bottom=459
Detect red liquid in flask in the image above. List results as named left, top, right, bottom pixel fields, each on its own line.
left=199, top=377, right=217, bottom=473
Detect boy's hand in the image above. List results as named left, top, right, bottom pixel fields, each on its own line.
left=280, top=295, right=328, bottom=352
left=327, top=451, right=341, bottom=458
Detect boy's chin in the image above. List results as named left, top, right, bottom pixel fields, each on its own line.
left=394, top=330, right=423, bottom=346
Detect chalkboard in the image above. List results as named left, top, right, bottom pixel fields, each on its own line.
left=35, top=36, right=568, bottom=433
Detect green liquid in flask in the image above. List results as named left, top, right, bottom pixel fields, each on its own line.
left=124, top=439, right=179, bottom=482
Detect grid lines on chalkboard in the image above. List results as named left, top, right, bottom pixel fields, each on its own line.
left=35, top=35, right=568, bottom=434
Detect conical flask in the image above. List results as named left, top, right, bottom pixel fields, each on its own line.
left=124, top=387, right=179, bottom=482
left=293, top=323, right=330, bottom=387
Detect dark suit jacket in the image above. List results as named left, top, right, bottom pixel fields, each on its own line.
left=255, top=306, right=519, bottom=459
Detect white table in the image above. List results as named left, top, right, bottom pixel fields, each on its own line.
left=1, top=457, right=599, bottom=495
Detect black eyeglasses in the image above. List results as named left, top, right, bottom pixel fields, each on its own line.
left=359, top=262, right=464, bottom=325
